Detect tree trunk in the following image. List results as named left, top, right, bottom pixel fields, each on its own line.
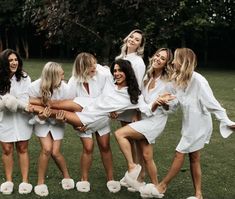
left=203, top=28, right=208, bottom=67
left=5, top=28, right=8, bottom=49
left=21, top=30, right=29, bottom=59
left=101, top=34, right=112, bottom=64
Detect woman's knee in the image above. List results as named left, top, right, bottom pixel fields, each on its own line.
left=174, top=151, right=185, bottom=161
left=1, top=144, right=14, bottom=156
left=16, top=141, right=29, bottom=154
left=82, top=143, right=94, bottom=155
left=41, top=146, right=53, bottom=156
left=189, top=151, right=200, bottom=163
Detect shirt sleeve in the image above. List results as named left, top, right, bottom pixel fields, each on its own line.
left=134, top=59, right=146, bottom=89
left=199, top=79, right=235, bottom=138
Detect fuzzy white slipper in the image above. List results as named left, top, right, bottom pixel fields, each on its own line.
left=28, top=115, right=46, bottom=125
left=139, top=183, right=155, bottom=198
left=61, top=178, right=75, bottom=190
left=151, top=185, right=164, bottom=198
left=34, top=184, right=49, bottom=196
left=18, top=182, right=33, bottom=194
left=120, top=175, right=129, bottom=188
left=76, top=181, right=90, bottom=192
left=106, top=180, right=121, bottom=193
left=0, top=181, right=14, bottom=195
left=2, top=94, right=28, bottom=112
left=127, top=164, right=142, bottom=180
left=125, top=174, right=145, bottom=192
left=2, top=94, right=18, bottom=112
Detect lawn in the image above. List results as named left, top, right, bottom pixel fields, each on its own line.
left=0, top=59, right=234, bottom=199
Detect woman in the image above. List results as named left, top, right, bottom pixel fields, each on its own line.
left=114, top=48, right=175, bottom=198
left=0, top=49, right=33, bottom=195
left=67, top=52, right=120, bottom=193
left=116, top=29, right=147, bottom=188
left=28, top=62, right=74, bottom=196
left=157, top=48, right=235, bottom=199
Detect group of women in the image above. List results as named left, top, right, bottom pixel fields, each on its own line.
left=0, top=29, right=234, bottom=199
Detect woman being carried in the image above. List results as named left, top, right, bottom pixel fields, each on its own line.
left=28, top=59, right=174, bottom=140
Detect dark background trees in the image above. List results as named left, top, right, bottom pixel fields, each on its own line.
left=0, top=0, right=234, bottom=67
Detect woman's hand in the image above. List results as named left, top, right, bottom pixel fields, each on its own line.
left=55, top=110, right=66, bottom=122
left=74, top=125, right=87, bottom=132
left=109, top=111, right=118, bottom=119
left=38, top=106, right=51, bottom=120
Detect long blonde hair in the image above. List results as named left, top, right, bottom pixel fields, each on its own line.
left=143, top=48, right=173, bottom=86
left=72, top=52, right=97, bottom=83
left=40, top=62, right=63, bottom=105
left=172, top=48, right=197, bottom=89
left=115, top=29, right=145, bottom=59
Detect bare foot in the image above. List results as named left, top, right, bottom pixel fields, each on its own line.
left=157, top=182, right=167, bottom=194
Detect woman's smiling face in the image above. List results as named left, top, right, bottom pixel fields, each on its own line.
left=113, top=64, right=127, bottom=88
left=8, top=53, right=18, bottom=76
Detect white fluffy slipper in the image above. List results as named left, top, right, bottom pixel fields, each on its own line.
left=127, top=164, right=142, bottom=180
left=151, top=185, right=164, bottom=198
left=139, top=183, right=155, bottom=198
left=2, top=94, right=18, bottom=112
left=125, top=173, right=145, bottom=192
left=18, top=182, right=33, bottom=194
left=34, top=184, right=49, bottom=197
left=76, top=181, right=90, bottom=192
left=106, top=180, right=121, bottom=193
left=120, top=175, right=129, bottom=188
left=0, top=181, right=14, bottom=195
left=61, top=178, right=75, bottom=190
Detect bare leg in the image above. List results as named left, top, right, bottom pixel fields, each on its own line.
left=114, top=125, right=145, bottom=172
left=37, top=134, right=53, bottom=185
left=140, top=140, right=158, bottom=185
left=189, top=150, right=202, bottom=199
left=121, top=121, right=145, bottom=181
left=51, top=140, right=71, bottom=179
left=1, top=142, right=14, bottom=182
left=16, top=141, right=30, bottom=182
left=49, top=100, right=83, bottom=112
left=96, top=133, right=114, bottom=181
left=79, top=137, right=94, bottom=181
left=30, top=105, right=83, bottom=127
left=30, top=98, right=83, bottom=112
left=135, top=141, right=145, bottom=182
left=157, top=151, right=185, bottom=193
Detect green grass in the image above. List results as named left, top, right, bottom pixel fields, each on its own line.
left=0, top=60, right=235, bottom=199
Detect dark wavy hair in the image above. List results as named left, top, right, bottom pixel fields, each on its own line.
left=0, top=49, right=27, bottom=95
left=110, top=59, right=141, bottom=104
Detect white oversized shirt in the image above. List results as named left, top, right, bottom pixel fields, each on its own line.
left=118, top=52, right=146, bottom=122
left=129, top=78, right=175, bottom=144
left=171, top=72, right=235, bottom=153
left=0, top=74, right=32, bottom=142
left=28, top=79, right=70, bottom=140
left=75, top=77, right=153, bottom=134
left=68, top=64, right=111, bottom=135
